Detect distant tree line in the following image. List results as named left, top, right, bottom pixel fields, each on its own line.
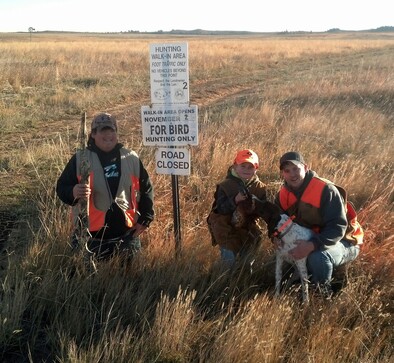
left=371, top=26, right=394, bottom=32
left=327, top=26, right=394, bottom=33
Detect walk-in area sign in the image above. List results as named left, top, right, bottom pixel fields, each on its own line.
left=149, top=43, right=189, bottom=105
left=141, top=104, right=198, bottom=146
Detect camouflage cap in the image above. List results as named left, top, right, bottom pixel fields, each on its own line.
left=91, top=113, right=117, bottom=132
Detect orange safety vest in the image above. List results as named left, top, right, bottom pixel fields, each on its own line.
left=279, top=177, right=363, bottom=245
left=73, top=148, right=141, bottom=231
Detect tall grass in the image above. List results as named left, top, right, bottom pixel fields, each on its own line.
left=0, top=32, right=393, bottom=362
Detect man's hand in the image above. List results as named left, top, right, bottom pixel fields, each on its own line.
left=288, top=240, right=315, bottom=260
left=73, top=183, right=91, bottom=200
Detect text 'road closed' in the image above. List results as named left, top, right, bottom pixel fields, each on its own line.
left=155, top=148, right=190, bottom=176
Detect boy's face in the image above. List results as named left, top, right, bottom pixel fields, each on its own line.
left=234, top=162, right=257, bottom=180
left=92, top=127, right=118, bottom=152
left=280, top=162, right=307, bottom=190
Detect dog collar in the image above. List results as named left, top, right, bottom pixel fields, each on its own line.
left=273, top=215, right=296, bottom=238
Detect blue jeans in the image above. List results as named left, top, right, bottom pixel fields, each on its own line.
left=307, top=240, right=360, bottom=284
left=220, top=247, right=237, bottom=267
left=220, top=244, right=258, bottom=271
left=87, top=235, right=141, bottom=260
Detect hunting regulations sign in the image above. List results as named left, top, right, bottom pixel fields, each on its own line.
left=149, top=43, right=189, bottom=104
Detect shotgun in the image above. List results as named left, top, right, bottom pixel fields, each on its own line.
left=72, top=112, right=90, bottom=250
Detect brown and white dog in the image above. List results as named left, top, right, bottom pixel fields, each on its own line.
left=234, top=195, right=312, bottom=303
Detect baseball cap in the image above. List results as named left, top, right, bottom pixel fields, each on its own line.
left=234, top=149, right=259, bottom=169
left=91, top=113, right=117, bottom=132
left=279, top=151, right=305, bottom=169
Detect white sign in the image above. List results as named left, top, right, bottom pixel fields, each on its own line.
left=150, top=43, right=189, bottom=104
left=155, top=148, right=190, bottom=175
left=141, top=104, right=198, bottom=146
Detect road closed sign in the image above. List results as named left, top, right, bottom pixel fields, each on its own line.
left=141, top=104, right=198, bottom=146
left=155, top=148, right=190, bottom=175
left=150, top=43, right=189, bottom=104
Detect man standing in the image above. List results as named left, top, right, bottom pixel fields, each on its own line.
left=57, top=112, right=154, bottom=262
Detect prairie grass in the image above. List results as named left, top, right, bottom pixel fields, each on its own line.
left=0, top=32, right=393, bottom=362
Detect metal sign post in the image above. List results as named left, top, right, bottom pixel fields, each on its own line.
left=171, top=174, right=181, bottom=257
left=142, top=42, right=198, bottom=256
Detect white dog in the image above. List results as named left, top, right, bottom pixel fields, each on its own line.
left=272, top=214, right=313, bottom=303
left=234, top=196, right=313, bottom=302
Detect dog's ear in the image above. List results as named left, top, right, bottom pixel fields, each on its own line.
left=269, top=202, right=281, bottom=219
left=252, top=199, right=268, bottom=219
left=254, top=200, right=282, bottom=227
left=237, top=197, right=254, bottom=215
left=267, top=220, right=279, bottom=237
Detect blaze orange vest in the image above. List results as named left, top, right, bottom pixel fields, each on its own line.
left=73, top=148, right=141, bottom=231
left=279, top=177, right=363, bottom=245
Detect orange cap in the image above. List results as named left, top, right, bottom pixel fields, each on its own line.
left=234, top=149, right=259, bottom=169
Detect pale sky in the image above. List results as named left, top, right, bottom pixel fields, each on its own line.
left=0, top=0, right=392, bottom=33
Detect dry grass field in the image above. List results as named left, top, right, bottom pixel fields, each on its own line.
left=0, top=31, right=393, bottom=362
